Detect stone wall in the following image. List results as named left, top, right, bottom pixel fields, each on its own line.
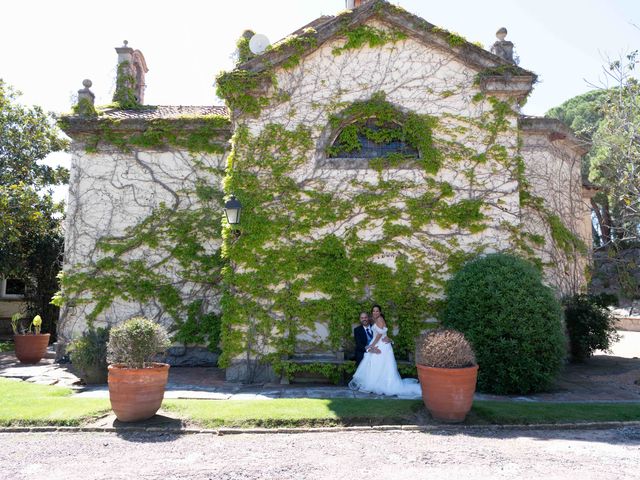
left=58, top=145, right=227, bottom=365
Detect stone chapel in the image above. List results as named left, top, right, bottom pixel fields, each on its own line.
left=59, top=0, right=593, bottom=382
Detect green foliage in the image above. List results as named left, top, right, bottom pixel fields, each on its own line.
left=10, top=313, right=22, bottom=335
left=112, top=61, right=139, bottom=109
left=171, top=301, right=221, bottom=351
left=0, top=79, right=66, bottom=337
left=216, top=70, right=275, bottom=116
left=0, top=79, right=68, bottom=187
left=474, top=65, right=528, bottom=86
left=107, top=317, right=171, bottom=369
left=236, top=30, right=256, bottom=65
left=563, top=294, right=620, bottom=362
left=68, top=327, right=110, bottom=379
left=332, top=24, right=407, bottom=56
left=72, top=97, right=98, bottom=117
left=81, top=115, right=230, bottom=154
left=547, top=52, right=639, bottom=252
left=546, top=89, right=607, bottom=140
left=275, top=30, right=318, bottom=70
left=441, top=253, right=565, bottom=395
left=326, top=92, right=441, bottom=172
left=273, top=360, right=356, bottom=385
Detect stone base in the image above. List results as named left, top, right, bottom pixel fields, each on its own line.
left=225, top=359, right=278, bottom=383
left=164, top=346, right=219, bottom=367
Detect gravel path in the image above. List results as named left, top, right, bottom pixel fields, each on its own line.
left=2, top=427, right=639, bottom=480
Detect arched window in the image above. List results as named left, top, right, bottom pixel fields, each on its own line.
left=327, top=119, right=419, bottom=160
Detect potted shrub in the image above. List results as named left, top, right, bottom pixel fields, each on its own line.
left=415, top=328, right=478, bottom=423
left=107, top=317, right=171, bottom=422
left=68, top=327, right=110, bottom=384
left=13, top=313, right=50, bottom=364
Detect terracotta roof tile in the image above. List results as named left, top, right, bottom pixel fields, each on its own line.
left=99, top=105, right=229, bottom=120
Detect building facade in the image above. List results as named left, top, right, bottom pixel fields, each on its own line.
left=59, top=0, right=592, bottom=381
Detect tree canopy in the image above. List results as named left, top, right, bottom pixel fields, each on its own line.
left=0, top=79, right=68, bottom=334
left=546, top=52, right=640, bottom=250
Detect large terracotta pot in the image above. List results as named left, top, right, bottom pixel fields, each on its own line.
left=108, top=363, right=170, bottom=422
left=416, top=364, right=478, bottom=423
left=14, top=334, right=50, bottom=364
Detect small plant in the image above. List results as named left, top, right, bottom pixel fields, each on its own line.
left=10, top=313, right=23, bottom=335
left=68, top=327, right=110, bottom=383
left=107, top=317, right=171, bottom=369
left=11, top=313, right=43, bottom=335
left=563, top=293, right=620, bottom=362
left=415, top=329, right=476, bottom=368
left=30, top=315, right=43, bottom=335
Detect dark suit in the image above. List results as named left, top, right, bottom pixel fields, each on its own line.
left=354, top=325, right=371, bottom=366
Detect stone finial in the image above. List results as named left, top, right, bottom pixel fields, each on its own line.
left=490, top=27, right=515, bottom=64
left=76, top=79, right=96, bottom=116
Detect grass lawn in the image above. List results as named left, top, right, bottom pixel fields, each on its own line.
left=163, top=398, right=640, bottom=428
left=1, top=378, right=639, bottom=428
left=163, top=398, right=424, bottom=428
left=0, top=378, right=110, bottom=427
left=469, top=400, right=640, bottom=425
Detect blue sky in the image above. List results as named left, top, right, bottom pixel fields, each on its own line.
left=1, top=0, right=638, bottom=195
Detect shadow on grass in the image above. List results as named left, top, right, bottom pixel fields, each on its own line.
left=112, top=413, right=187, bottom=443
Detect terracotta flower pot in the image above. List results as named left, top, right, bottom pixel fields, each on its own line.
left=416, top=363, right=478, bottom=423
left=14, top=334, right=50, bottom=364
left=108, top=363, right=170, bottom=422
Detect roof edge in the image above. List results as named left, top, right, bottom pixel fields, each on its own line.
left=519, top=116, right=591, bottom=156
left=236, top=0, right=535, bottom=79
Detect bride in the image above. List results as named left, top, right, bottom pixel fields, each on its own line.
left=349, top=305, right=421, bottom=397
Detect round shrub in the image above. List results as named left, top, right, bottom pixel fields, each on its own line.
left=563, top=293, right=620, bottom=362
left=441, top=253, right=565, bottom=395
left=107, top=317, right=171, bottom=369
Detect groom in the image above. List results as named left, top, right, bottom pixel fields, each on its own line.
left=353, top=312, right=373, bottom=366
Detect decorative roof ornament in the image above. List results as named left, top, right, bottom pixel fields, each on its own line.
left=75, top=79, right=96, bottom=116
left=490, top=27, right=516, bottom=64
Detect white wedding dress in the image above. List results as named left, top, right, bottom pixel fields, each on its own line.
left=349, top=324, right=422, bottom=398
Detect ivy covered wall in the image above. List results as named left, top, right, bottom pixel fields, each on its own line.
left=217, top=17, right=588, bottom=382
left=58, top=4, right=590, bottom=380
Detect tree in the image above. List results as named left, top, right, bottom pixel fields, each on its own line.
left=0, top=79, right=68, bottom=335
left=589, top=52, right=640, bottom=247
left=547, top=52, right=640, bottom=249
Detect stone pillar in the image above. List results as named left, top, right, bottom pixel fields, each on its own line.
left=113, top=40, right=138, bottom=108
left=490, top=27, right=515, bottom=64
left=75, top=79, right=96, bottom=116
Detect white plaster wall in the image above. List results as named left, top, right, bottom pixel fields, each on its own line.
left=520, top=132, right=591, bottom=294
left=59, top=147, right=226, bottom=341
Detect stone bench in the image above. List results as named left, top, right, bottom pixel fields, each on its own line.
left=278, top=352, right=415, bottom=384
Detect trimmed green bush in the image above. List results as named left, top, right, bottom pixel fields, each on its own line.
left=563, top=294, right=620, bottom=362
left=441, top=253, right=565, bottom=395
left=107, top=317, right=170, bottom=369
left=68, top=327, right=110, bottom=383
